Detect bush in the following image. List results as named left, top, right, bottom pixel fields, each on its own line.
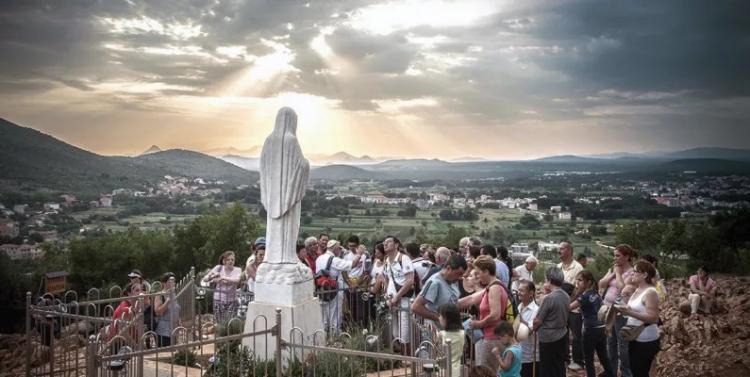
left=172, top=350, right=197, bottom=367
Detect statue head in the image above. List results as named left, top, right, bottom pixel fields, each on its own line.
left=275, top=107, right=298, bottom=135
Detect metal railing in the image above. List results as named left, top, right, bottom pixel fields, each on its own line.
left=22, top=269, right=465, bottom=377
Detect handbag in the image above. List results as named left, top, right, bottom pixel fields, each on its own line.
left=619, top=323, right=647, bottom=341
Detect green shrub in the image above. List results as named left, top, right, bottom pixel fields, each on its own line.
left=172, top=350, right=197, bottom=367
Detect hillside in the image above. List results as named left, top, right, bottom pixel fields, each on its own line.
left=663, top=158, right=750, bottom=172
left=0, top=118, right=257, bottom=193
left=311, top=164, right=379, bottom=180
left=131, top=149, right=257, bottom=183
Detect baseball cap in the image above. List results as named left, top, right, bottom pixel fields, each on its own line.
left=127, top=269, right=143, bottom=278
left=254, top=237, right=266, bottom=247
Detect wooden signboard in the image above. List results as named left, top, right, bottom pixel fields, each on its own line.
left=45, top=271, right=68, bottom=295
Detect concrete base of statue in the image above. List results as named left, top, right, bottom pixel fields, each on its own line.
left=243, top=277, right=323, bottom=365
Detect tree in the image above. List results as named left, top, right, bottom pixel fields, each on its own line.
left=519, top=214, right=542, bottom=229
left=442, top=226, right=469, bottom=250
left=397, top=204, right=418, bottom=218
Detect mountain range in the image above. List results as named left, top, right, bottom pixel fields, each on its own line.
left=0, top=118, right=257, bottom=193
left=3, top=117, right=750, bottom=189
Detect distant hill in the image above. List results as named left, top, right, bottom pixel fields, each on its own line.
left=534, top=155, right=603, bottom=163
left=220, top=155, right=260, bottom=171
left=0, top=118, right=257, bottom=193
left=663, top=158, right=750, bottom=172
left=662, top=147, right=750, bottom=161
left=205, top=145, right=262, bottom=157
left=132, top=149, right=257, bottom=183
left=308, top=151, right=375, bottom=165
left=371, top=158, right=450, bottom=170
left=311, top=164, right=379, bottom=180
left=141, top=145, right=162, bottom=155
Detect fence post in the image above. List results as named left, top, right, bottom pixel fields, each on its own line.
left=86, top=335, right=97, bottom=377
left=25, top=292, right=31, bottom=377
left=445, top=338, right=453, bottom=377
left=275, top=308, right=282, bottom=377
left=47, top=317, right=55, bottom=376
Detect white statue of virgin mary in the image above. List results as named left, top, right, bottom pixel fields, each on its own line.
left=259, top=107, right=310, bottom=267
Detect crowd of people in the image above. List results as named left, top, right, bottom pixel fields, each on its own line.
left=275, top=234, right=673, bottom=377
left=110, top=232, right=721, bottom=377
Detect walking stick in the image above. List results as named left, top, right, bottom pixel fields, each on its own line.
left=532, top=333, right=538, bottom=377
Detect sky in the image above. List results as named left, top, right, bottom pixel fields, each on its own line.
left=1, top=0, right=749, bottom=159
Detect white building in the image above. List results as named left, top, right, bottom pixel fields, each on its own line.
left=537, top=241, right=559, bottom=252
left=99, top=195, right=113, bottom=207
left=1, top=244, right=44, bottom=260
left=43, top=203, right=61, bottom=211
left=510, top=243, right=530, bottom=254
left=558, top=212, right=572, bottom=220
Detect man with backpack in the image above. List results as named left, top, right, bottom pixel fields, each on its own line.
left=315, top=239, right=364, bottom=335
left=411, top=254, right=467, bottom=329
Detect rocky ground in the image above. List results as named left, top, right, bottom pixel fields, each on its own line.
left=653, top=276, right=750, bottom=377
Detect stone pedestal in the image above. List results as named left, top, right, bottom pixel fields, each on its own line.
left=243, top=278, right=323, bottom=364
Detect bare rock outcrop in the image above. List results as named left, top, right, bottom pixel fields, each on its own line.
left=655, top=276, right=750, bottom=376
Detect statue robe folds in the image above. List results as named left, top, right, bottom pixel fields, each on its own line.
left=256, top=107, right=312, bottom=284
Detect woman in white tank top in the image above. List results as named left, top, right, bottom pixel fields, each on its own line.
left=618, top=260, right=661, bottom=377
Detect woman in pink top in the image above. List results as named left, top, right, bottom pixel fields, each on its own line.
left=202, top=251, right=242, bottom=324
left=598, top=244, right=637, bottom=377
left=459, top=255, right=507, bottom=372
left=688, top=266, right=716, bottom=315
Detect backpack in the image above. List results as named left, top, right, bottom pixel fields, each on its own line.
left=314, top=256, right=338, bottom=302
left=421, top=263, right=441, bottom=286
left=502, top=284, right=520, bottom=322
left=388, top=253, right=416, bottom=298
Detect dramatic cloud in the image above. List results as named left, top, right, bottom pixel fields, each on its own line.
left=0, top=0, right=748, bottom=158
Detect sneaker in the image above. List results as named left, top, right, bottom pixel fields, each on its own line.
left=568, top=362, right=583, bottom=371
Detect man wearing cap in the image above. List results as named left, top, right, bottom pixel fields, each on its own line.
left=128, top=269, right=151, bottom=294
left=315, top=239, right=364, bottom=334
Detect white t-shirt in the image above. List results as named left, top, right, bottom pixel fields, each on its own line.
left=512, top=264, right=534, bottom=291
left=315, top=251, right=352, bottom=282
left=370, top=261, right=384, bottom=286
left=343, top=250, right=366, bottom=278
left=385, top=253, right=414, bottom=297
left=557, top=260, right=584, bottom=285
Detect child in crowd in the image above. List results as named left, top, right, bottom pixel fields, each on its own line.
left=571, top=270, right=614, bottom=377
left=439, top=304, right=465, bottom=377
left=491, top=322, right=522, bottom=377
